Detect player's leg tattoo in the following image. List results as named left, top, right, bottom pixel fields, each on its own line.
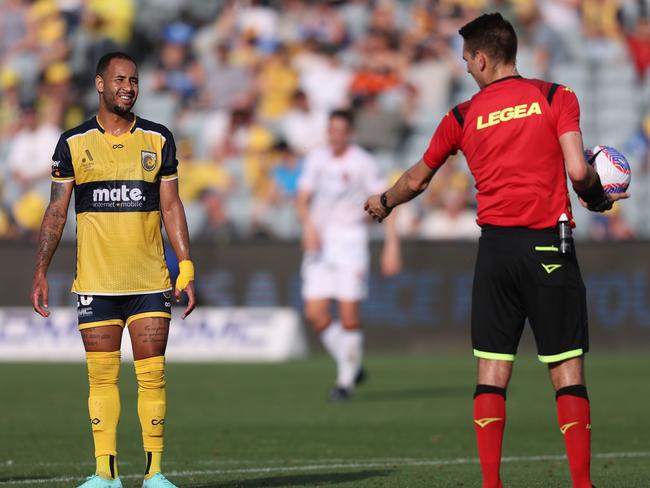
left=129, top=318, right=170, bottom=360
left=81, top=325, right=124, bottom=353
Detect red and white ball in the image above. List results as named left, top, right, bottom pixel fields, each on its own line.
left=585, top=145, right=631, bottom=194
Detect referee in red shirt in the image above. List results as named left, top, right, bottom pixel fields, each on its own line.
left=365, top=13, right=628, bottom=488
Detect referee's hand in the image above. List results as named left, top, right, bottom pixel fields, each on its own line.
left=578, top=191, right=629, bottom=212
left=365, top=194, right=391, bottom=223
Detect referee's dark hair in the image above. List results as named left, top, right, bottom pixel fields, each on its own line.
left=459, top=13, right=517, bottom=65
left=95, top=52, right=137, bottom=78
left=329, top=109, right=355, bottom=129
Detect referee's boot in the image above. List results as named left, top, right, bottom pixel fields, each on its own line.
left=142, top=473, right=178, bottom=488
left=77, top=475, right=123, bottom=488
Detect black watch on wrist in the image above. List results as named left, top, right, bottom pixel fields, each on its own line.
left=380, top=192, right=393, bottom=212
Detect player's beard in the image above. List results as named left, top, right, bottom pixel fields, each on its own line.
left=106, top=91, right=136, bottom=116
left=113, top=103, right=132, bottom=116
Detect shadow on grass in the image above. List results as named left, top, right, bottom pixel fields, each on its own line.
left=355, top=386, right=469, bottom=402
left=185, top=469, right=391, bottom=487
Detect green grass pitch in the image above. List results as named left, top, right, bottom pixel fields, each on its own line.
left=0, top=354, right=648, bottom=487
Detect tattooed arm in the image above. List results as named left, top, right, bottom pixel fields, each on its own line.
left=31, top=181, right=73, bottom=317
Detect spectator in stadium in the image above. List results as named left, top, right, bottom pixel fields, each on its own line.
left=418, top=172, right=480, bottom=240
left=151, top=22, right=204, bottom=103
left=365, top=13, right=628, bottom=488
left=269, top=140, right=301, bottom=202
left=625, top=13, right=650, bottom=80
left=235, top=0, right=279, bottom=44
left=349, top=30, right=404, bottom=101
left=6, top=104, right=59, bottom=198
left=255, top=44, right=298, bottom=122
left=0, top=67, right=22, bottom=138
left=201, top=42, right=254, bottom=111
left=28, top=0, right=69, bottom=69
left=404, top=38, right=458, bottom=129
left=30, top=51, right=195, bottom=488
left=300, top=2, right=349, bottom=47
left=204, top=102, right=265, bottom=159
left=39, top=61, right=83, bottom=129
left=297, top=44, right=352, bottom=114
left=281, top=89, right=328, bottom=156
left=0, top=174, right=20, bottom=239
left=176, top=138, right=233, bottom=241
left=0, top=0, right=32, bottom=63
left=297, top=109, right=401, bottom=401
left=256, top=140, right=303, bottom=239
left=80, top=0, right=135, bottom=47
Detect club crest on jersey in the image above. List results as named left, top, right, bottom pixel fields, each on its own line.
left=141, top=150, right=157, bottom=171
left=476, top=102, right=542, bottom=130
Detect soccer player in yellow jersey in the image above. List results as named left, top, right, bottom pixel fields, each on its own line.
left=30, top=52, right=195, bottom=488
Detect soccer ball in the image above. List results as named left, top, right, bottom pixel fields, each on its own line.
left=584, top=145, right=631, bottom=194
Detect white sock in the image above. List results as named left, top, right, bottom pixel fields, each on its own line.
left=337, top=328, right=363, bottom=389
left=320, top=320, right=343, bottom=361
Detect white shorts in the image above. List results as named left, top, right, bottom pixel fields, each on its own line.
left=301, top=228, right=369, bottom=302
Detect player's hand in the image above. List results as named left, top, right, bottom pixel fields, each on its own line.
left=302, top=221, right=320, bottom=252
left=578, top=191, right=629, bottom=211
left=174, top=260, right=196, bottom=319
left=364, top=194, right=391, bottom=223
left=31, top=273, right=50, bottom=317
left=175, top=280, right=196, bottom=319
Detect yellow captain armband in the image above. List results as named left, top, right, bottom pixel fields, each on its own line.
left=175, top=260, right=195, bottom=291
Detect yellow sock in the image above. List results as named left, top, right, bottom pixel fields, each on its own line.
left=96, top=455, right=118, bottom=480
left=145, top=451, right=162, bottom=479
left=86, top=351, right=121, bottom=479
left=134, top=356, right=166, bottom=479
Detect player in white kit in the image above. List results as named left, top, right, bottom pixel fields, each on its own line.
left=297, top=110, right=401, bottom=400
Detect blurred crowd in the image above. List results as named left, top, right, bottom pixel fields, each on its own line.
left=1, top=0, right=650, bottom=242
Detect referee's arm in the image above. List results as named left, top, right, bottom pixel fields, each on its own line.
left=365, top=159, right=437, bottom=222
left=560, top=131, right=629, bottom=210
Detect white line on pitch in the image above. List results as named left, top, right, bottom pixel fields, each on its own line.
left=0, top=451, right=648, bottom=486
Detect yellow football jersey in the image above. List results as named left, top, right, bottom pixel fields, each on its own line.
left=51, top=116, right=178, bottom=295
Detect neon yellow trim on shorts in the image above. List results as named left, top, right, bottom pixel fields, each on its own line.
left=473, top=349, right=515, bottom=361
left=538, top=348, right=583, bottom=363
left=78, top=319, right=125, bottom=330
left=535, top=246, right=559, bottom=252
left=126, top=312, right=172, bottom=326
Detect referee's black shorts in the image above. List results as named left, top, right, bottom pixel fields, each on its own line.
left=471, top=225, right=588, bottom=363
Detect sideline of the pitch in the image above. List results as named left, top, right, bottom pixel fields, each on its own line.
left=0, top=451, right=648, bottom=486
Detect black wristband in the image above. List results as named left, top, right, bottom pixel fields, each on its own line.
left=380, top=192, right=393, bottom=212
left=573, top=173, right=612, bottom=213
